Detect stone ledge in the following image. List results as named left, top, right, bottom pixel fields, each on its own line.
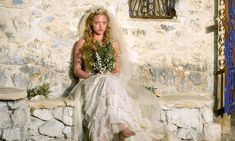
left=27, top=95, right=213, bottom=109
left=0, top=87, right=27, bottom=100
left=27, top=98, right=75, bottom=109
left=160, top=95, right=213, bottom=109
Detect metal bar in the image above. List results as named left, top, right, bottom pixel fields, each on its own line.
left=129, top=0, right=176, bottom=19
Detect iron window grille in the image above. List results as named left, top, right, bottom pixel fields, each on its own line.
left=129, top=0, right=176, bottom=19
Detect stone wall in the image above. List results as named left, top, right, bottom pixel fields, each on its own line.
left=28, top=107, right=73, bottom=141
left=26, top=96, right=221, bottom=141
left=0, top=99, right=216, bottom=141
left=0, top=0, right=215, bottom=98
left=0, top=87, right=221, bottom=141
left=0, top=100, right=30, bottom=141
left=160, top=95, right=220, bottom=141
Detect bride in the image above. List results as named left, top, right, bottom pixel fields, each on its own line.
left=70, top=6, right=177, bottom=141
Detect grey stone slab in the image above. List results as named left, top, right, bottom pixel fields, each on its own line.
left=0, top=110, right=11, bottom=128
left=2, top=128, right=21, bottom=141
left=0, top=101, right=8, bottom=110
left=27, top=134, right=54, bottom=141
left=28, top=117, right=45, bottom=130
left=52, top=107, right=73, bottom=126
left=8, top=100, right=27, bottom=109
left=31, top=109, right=53, bottom=121
left=39, top=119, right=64, bottom=138
left=63, top=126, right=72, bottom=139
left=12, top=107, right=29, bottom=127
left=0, top=87, right=27, bottom=100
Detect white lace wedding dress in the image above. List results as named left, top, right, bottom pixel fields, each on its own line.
left=71, top=6, right=178, bottom=141
left=70, top=73, right=174, bottom=141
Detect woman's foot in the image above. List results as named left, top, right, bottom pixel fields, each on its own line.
left=119, top=127, right=135, bottom=139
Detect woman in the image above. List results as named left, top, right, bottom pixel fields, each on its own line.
left=70, top=6, right=174, bottom=141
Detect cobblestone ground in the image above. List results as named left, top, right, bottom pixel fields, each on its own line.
left=222, top=112, right=235, bottom=141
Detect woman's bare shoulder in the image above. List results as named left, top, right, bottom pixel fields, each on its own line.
left=75, top=39, right=86, bottom=48
left=112, top=40, right=119, bottom=49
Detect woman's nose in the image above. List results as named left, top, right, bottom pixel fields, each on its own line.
left=99, top=24, right=103, bottom=28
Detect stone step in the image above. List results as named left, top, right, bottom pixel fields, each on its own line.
left=160, top=95, right=213, bottom=108
left=27, top=98, right=75, bottom=109
left=0, top=87, right=27, bottom=100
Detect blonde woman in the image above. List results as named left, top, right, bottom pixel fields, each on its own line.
left=70, top=6, right=177, bottom=141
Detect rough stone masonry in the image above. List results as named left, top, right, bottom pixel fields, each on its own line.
left=0, top=0, right=220, bottom=141
left=0, top=0, right=215, bottom=97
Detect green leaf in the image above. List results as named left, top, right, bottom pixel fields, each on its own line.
left=27, top=83, right=51, bottom=100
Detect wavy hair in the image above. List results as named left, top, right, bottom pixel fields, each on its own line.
left=83, top=8, right=112, bottom=49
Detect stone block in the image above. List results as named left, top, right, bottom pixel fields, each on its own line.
left=28, top=128, right=39, bottom=136
left=0, top=110, right=11, bottom=128
left=27, top=98, right=75, bottom=109
left=28, top=116, right=45, bottom=130
left=12, top=107, right=29, bottom=127
left=177, top=128, right=198, bottom=140
left=166, top=108, right=203, bottom=132
left=39, top=16, right=75, bottom=42
left=39, top=119, right=64, bottom=138
left=63, top=126, right=72, bottom=139
left=32, top=109, right=53, bottom=121
left=8, top=100, right=27, bottom=109
left=12, top=73, right=30, bottom=88
left=203, top=123, right=221, bottom=141
left=201, top=107, right=213, bottom=123
left=0, top=0, right=32, bottom=8
left=52, top=107, right=73, bottom=126
left=160, top=95, right=218, bottom=140
left=27, top=134, right=54, bottom=141
left=0, top=70, right=11, bottom=87
left=160, top=95, right=213, bottom=109
left=2, top=128, right=21, bottom=141
left=0, top=87, right=27, bottom=100
left=30, top=10, right=43, bottom=18
left=0, top=101, right=8, bottom=110
left=166, top=124, right=178, bottom=133
left=188, top=71, right=203, bottom=85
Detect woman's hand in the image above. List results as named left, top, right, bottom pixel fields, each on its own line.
left=112, top=72, right=120, bottom=77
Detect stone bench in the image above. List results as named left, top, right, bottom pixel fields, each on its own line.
left=0, top=87, right=221, bottom=141
left=27, top=98, right=75, bottom=141
left=0, top=86, right=27, bottom=100
left=26, top=95, right=221, bottom=141
left=27, top=98, right=75, bottom=109
left=160, top=95, right=221, bottom=141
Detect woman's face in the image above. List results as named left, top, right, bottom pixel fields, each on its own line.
left=92, top=14, right=107, bottom=35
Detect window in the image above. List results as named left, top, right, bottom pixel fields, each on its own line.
left=129, top=0, right=176, bottom=19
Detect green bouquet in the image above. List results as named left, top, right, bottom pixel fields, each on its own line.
left=84, top=41, right=116, bottom=74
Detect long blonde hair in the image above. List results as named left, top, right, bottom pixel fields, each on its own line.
left=83, top=8, right=112, bottom=48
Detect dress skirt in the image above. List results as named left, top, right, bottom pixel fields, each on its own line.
left=70, top=74, right=173, bottom=141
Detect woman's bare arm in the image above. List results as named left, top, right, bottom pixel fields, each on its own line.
left=112, top=42, right=121, bottom=75
left=73, top=39, right=90, bottom=79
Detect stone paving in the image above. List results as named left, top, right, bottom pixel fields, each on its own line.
left=222, top=112, right=235, bottom=141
